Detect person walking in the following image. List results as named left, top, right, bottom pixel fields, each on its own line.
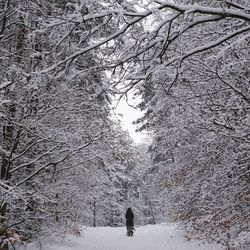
left=125, top=207, right=134, bottom=236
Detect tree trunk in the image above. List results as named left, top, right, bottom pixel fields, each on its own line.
left=148, top=200, right=156, bottom=225
left=93, top=198, right=96, bottom=227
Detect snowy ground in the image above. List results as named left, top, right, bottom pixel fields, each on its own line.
left=23, top=223, right=223, bottom=250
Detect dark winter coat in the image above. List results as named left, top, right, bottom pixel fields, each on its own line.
left=125, top=208, right=134, bottom=226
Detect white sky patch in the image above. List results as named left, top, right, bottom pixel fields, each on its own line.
left=112, top=95, right=151, bottom=144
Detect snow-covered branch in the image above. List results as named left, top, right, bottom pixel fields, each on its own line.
left=9, top=144, right=60, bottom=174
left=154, top=0, right=250, bottom=21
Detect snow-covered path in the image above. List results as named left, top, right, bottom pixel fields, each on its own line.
left=26, top=224, right=223, bottom=250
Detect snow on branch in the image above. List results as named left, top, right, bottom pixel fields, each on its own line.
left=40, top=0, right=250, bottom=76
left=9, top=139, right=45, bottom=163
left=0, top=81, right=12, bottom=90
left=15, top=133, right=103, bottom=186
left=40, top=14, right=150, bottom=73
left=180, top=25, right=250, bottom=64
left=9, top=144, right=60, bottom=174
left=154, top=0, right=250, bottom=21
left=71, top=132, right=103, bottom=155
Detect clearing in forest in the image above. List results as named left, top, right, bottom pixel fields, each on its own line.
left=24, top=223, right=223, bottom=250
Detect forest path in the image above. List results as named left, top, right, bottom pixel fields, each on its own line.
left=30, top=223, right=223, bottom=250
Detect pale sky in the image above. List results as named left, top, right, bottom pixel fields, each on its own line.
left=113, top=96, right=151, bottom=144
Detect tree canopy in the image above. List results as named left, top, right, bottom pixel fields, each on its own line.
left=0, top=0, right=249, bottom=249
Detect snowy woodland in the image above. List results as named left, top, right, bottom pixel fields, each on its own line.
left=0, top=0, right=249, bottom=249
